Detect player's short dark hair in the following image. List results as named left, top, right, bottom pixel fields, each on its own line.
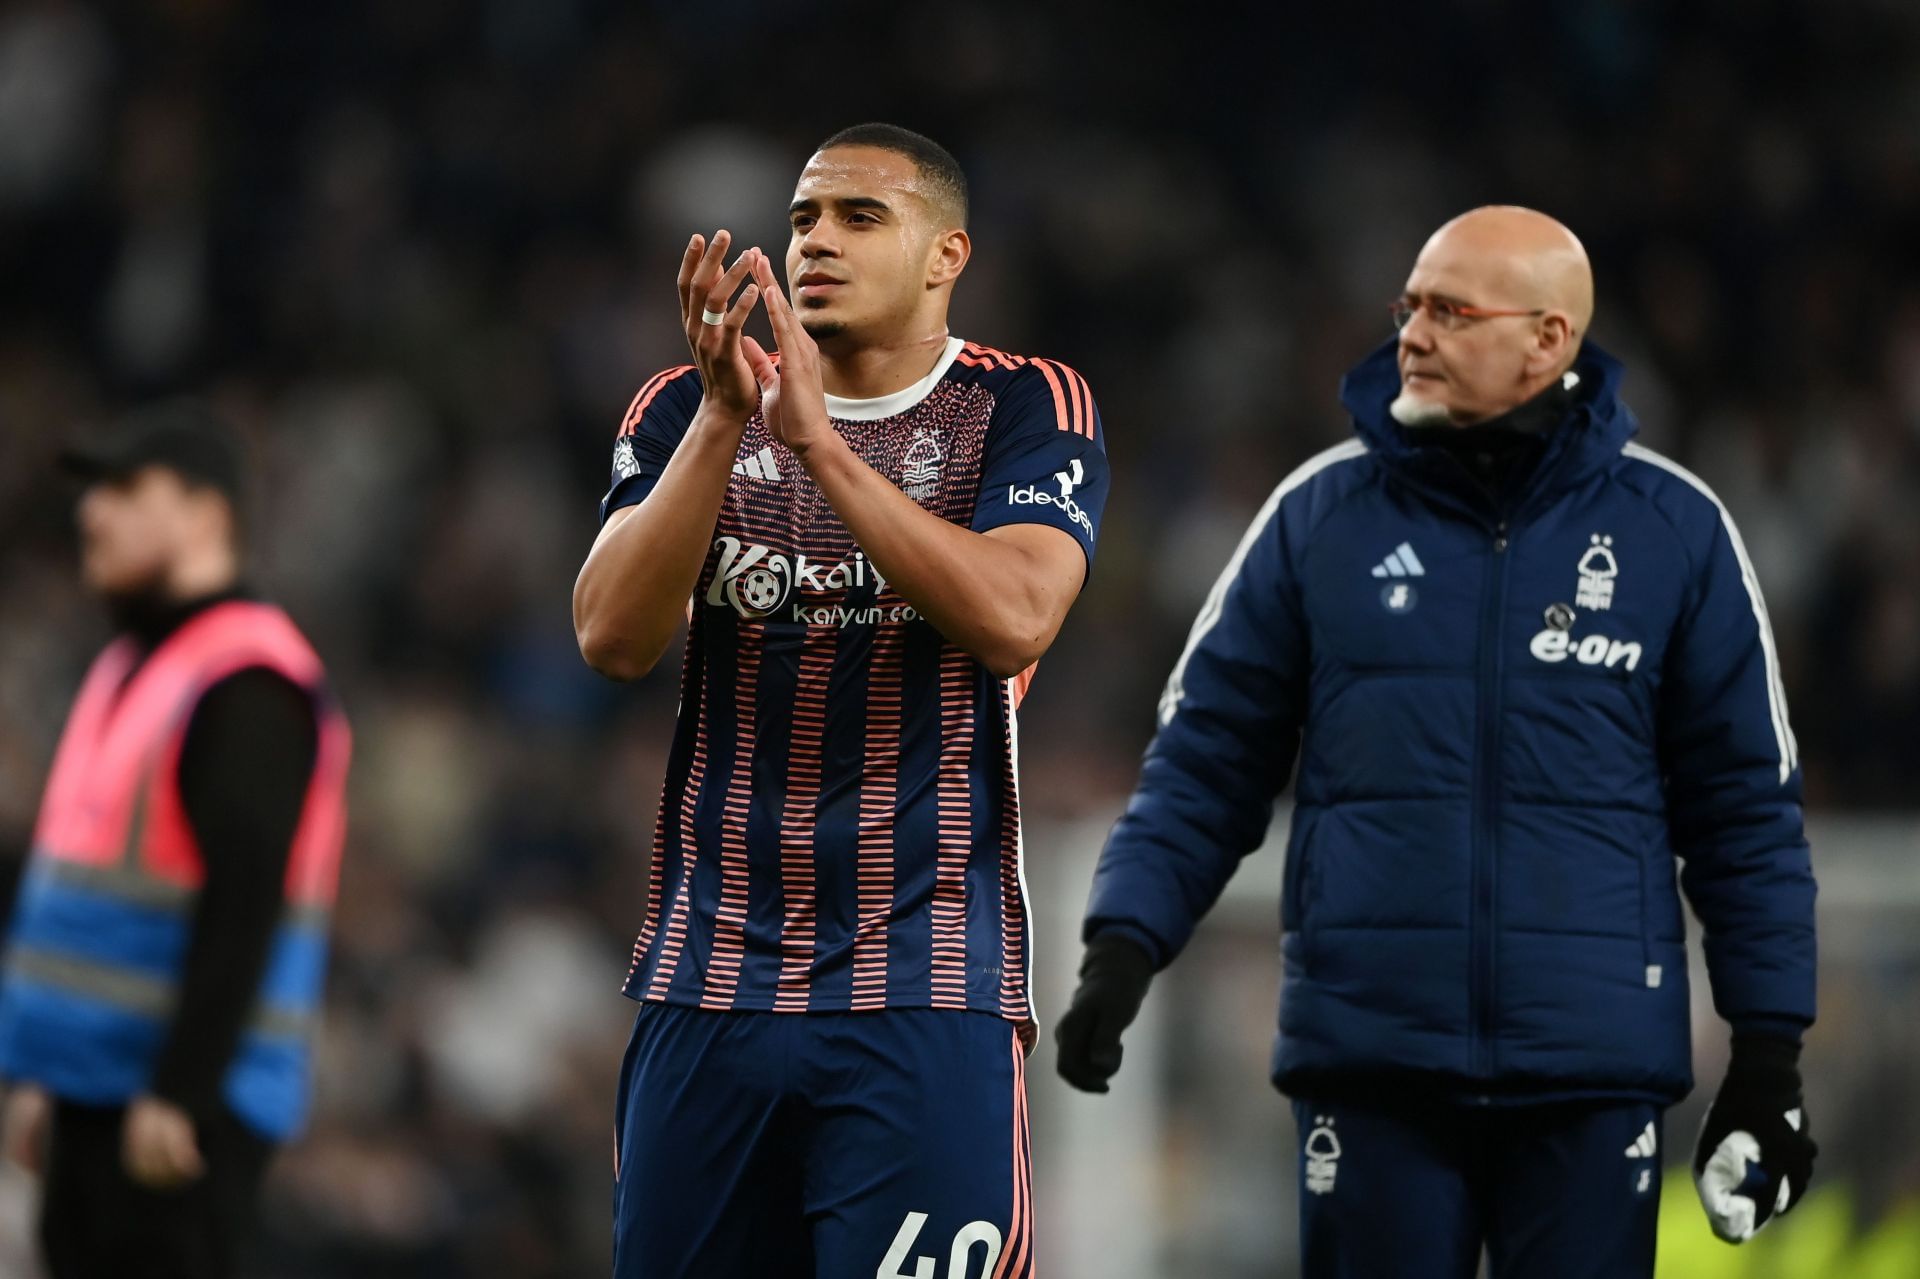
left=817, top=122, right=968, bottom=228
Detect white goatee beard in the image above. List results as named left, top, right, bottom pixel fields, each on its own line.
left=1390, top=390, right=1454, bottom=427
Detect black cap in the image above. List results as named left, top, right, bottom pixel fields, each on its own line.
left=58, top=400, right=244, bottom=500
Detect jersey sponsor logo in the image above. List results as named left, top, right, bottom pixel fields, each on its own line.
left=707, top=536, right=894, bottom=623
left=1529, top=620, right=1643, bottom=671
left=790, top=601, right=920, bottom=628
left=1054, top=457, right=1085, bottom=496
left=1007, top=459, right=1093, bottom=535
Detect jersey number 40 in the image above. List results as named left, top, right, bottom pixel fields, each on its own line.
left=880, top=1210, right=1003, bottom=1279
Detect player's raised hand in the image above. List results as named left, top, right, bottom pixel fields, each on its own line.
left=678, top=231, right=762, bottom=423
left=743, top=253, right=831, bottom=458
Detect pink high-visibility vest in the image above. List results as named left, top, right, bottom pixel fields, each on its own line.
left=0, top=601, right=351, bottom=1138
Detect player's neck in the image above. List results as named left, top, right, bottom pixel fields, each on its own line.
left=817, top=329, right=951, bottom=401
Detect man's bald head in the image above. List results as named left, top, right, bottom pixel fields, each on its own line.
left=1391, top=206, right=1596, bottom=427
left=1426, top=206, right=1593, bottom=339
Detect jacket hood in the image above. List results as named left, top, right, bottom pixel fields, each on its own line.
left=1338, top=337, right=1640, bottom=506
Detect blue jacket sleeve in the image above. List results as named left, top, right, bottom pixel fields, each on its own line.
left=1083, top=486, right=1308, bottom=968
left=1659, top=495, right=1816, bottom=1037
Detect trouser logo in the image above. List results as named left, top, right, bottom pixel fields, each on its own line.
left=1304, top=1116, right=1341, bottom=1195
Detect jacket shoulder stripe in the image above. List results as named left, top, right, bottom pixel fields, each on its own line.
left=1157, top=440, right=1368, bottom=725
left=1621, top=442, right=1798, bottom=783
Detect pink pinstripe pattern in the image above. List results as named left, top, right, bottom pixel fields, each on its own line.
left=773, top=629, right=834, bottom=1010
left=930, top=646, right=975, bottom=1008
left=851, top=623, right=906, bottom=1009
left=644, top=633, right=712, bottom=1001
left=994, top=685, right=1032, bottom=1028
left=700, top=630, right=763, bottom=1008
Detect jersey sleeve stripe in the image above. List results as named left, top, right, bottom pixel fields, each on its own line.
left=1061, top=362, right=1095, bottom=440
left=620, top=365, right=697, bottom=436
left=1158, top=440, right=1370, bottom=725
left=964, top=341, right=1028, bottom=371
left=1621, top=442, right=1799, bottom=784
left=618, top=372, right=668, bottom=436
left=1027, top=359, right=1077, bottom=436
left=1037, top=360, right=1083, bottom=437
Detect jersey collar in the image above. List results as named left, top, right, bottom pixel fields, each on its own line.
left=823, top=336, right=966, bottom=422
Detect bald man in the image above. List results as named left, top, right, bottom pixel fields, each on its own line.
left=1058, top=207, right=1817, bottom=1277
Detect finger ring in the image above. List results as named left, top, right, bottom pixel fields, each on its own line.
left=700, top=308, right=727, bottom=326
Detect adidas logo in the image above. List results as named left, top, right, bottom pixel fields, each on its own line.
left=732, top=446, right=782, bottom=483
left=1624, top=1122, right=1658, bottom=1158
left=1370, top=542, right=1425, bottom=578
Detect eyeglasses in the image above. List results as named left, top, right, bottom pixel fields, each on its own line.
left=1389, top=296, right=1545, bottom=332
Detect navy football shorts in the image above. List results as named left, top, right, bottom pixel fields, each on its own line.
left=613, top=1003, right=1033, bottom=1278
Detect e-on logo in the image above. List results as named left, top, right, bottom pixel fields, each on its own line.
left=1529, top=626, right=1643, bottom=671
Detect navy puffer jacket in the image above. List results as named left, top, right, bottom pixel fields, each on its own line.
left=1086, top=340, right=1815, bottom=1104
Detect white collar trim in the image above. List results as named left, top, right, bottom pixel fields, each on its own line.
left=823, top=336, right=966, bottom=421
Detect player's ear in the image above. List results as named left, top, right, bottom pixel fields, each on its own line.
left=927, top=228, right=970, bottom=289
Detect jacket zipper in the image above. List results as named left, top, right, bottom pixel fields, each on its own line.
left=1469, top=518, right=1511, bottom=1081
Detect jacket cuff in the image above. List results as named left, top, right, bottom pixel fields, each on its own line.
left=1728, top=1015, right=1807, bottom=1045
left=1088, top=922, right=1167, bottom=971
left=1724, top=1032, right=1803, bottom=1097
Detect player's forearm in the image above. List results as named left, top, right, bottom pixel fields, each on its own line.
left=801, top=434, right=1062, bottom=678
left=574, top=404, right=744, bottom=679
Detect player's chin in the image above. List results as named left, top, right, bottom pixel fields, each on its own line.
left=800, top=317, right=849, bottom=341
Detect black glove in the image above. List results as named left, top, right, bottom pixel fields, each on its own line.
left=1054, top=933, right=1155, bottom=1093
left=1693, top=1034, right=1817, bottom=1243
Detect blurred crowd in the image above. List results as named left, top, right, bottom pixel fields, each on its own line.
left=0, top=1, right=1917, bottom=1275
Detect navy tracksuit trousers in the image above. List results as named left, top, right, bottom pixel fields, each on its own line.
left=1292, top=1094, right=1664, bottom=1279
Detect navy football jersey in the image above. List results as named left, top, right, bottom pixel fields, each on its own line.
left=601, top=338, right=1109, bottom=1033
